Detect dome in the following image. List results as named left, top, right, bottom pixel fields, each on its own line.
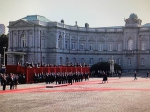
left=129, top=13, right=138, bottom=19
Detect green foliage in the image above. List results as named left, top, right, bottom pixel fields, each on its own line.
left=0, top=34, right=8, bottom=55
left=0, top=34, right=8, bottom=64
left=90, top=62, right=122, bottom=72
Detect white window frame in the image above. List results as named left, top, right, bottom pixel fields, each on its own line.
left=118, top=44, right=122, bottom=51
left=21, top=35, right=26, bottom=48
left=141, top=42, right=146, bottom=51
left=80, top=43, right=84, bottom=50
left=99, top=44, right=103, bottom=51
left=108, top=43, right=112, bottom=51
left=72, top=42, right=75, bottom=50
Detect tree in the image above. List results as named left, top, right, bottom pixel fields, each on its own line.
left=0, top=34, right=8, bottom=64
left=90, top=62, right=122, bottom=72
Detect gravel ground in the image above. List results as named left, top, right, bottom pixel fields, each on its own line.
left=0, top=77, right=150, bottom=112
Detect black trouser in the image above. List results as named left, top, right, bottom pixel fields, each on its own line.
left=3, top=84, right=6, bottom=90
left=10, top=84, right=14, bottom=90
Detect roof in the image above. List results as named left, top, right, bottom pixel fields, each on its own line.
left=22, top=15, right=51, bottom=22
left=129, top=13, right=138, bottom=19
left=142, top=23, right=150, bottom=27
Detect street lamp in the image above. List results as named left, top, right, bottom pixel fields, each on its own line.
left=3, top=47, right=6, bottom=66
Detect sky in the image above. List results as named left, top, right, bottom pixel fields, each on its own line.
left=0, top=0, right=150, bottom=34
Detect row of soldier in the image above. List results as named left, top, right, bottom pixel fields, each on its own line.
left=0, top=73, right=26, bottom=90
left=34, top=72, right=90, bottom=85
left=91, top=70, right=122, bottom=78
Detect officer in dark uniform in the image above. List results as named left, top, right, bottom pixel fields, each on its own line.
left=2, top=75, right=7, bottom=90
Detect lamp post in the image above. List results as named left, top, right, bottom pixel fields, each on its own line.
left=3, top=47, right=6, bottom=66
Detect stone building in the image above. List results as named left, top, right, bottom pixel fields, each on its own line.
left=7, top=13, right=150, bottom=72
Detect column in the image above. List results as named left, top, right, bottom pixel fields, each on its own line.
left=69, top=34, right=71, bottom=50
left=105, top=36, right=107, bottom=50
left=77, top=34, right=79, bottom=50
left=8, top=31, right=11, bottom=49
left=86, top=36, right=88, bottom=50
left=148, top=35, right=150, bottom=50
left=63, top=32, right=66, bottom=49
left=95, top=36, right=97, bottom=50
left=17, top=30, right=19, bottom=47
left=12, top=31, right=13, bottom=49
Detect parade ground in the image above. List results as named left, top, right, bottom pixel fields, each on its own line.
left=1, top=73, right=150, bottom=112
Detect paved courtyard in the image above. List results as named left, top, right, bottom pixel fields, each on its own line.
left=1, top=74, right=150, bottom=112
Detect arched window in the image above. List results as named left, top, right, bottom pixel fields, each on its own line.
left=81, top=58, right=84, bottom=63
left=128, top=58, right=131, bottom=65
left=58, top=35, right=62, bottom=49
left=21, top=34, right=26, bottom=48
left=128, top=39, right=133, bottom=50
left=99, top=58, right=102, bottom=62
left=66, top=57, right=69, bottom=64
left=141, top=58, right=144, bottom=65
left=90, top=58, right=93, bottom=65
left=73, top=58, right=76, bottom=63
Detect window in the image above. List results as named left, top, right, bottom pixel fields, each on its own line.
left=60, top=57, right=62, bottom=65
left=89, top=43, right=93, bottom=50
left=90, top=58, right=93, bottom=65
left=118, top=44, right=122, bottom=51
left=99, top=44, right=103, bottom=51
left=73, top=58, right=76, bottom=63
left=72, top=42, right=75, bottom=50
left=141, top=58, right=144, bottom=65
left=99, top=58, right=102, bottom=62
left=118, top=58, right=121, bottom=65
left=65, top=41, right=68, bottom=49
left=81, top=58, right=84, bottom=63
left=66, top=57, right=69, bottom=64
left=108, top=44, right=112, bottom=51
left=21, top=34, right=26, bottom=48
left=128, top=58, right=131, bottom=65
left=128, top=39, right=133, bottom=50
left=58, top=35, right=62, bottom=49
left=141, top=43, right=146, bottom=50
left=80, top=43, right=84, bottom=50
left=41, top=39, right=45, bottom=48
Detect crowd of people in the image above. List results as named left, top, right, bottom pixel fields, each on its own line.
left=33, top=72, right=90, bottom=85
left=91, top=70, right=122, bottom=78
left=0, top=73, right=26, bottom=90
left=18, top=62, right=90, bottom=68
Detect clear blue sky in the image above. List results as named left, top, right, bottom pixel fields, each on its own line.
left=0, top=0, right=150, bottom=34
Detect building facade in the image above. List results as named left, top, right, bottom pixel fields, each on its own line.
left=7, top=13, right=150, bottom=72
left=0, top=24, right=5, bottom=35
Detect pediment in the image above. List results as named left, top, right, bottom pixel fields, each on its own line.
left=9, top=19, right=34, bottom=27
